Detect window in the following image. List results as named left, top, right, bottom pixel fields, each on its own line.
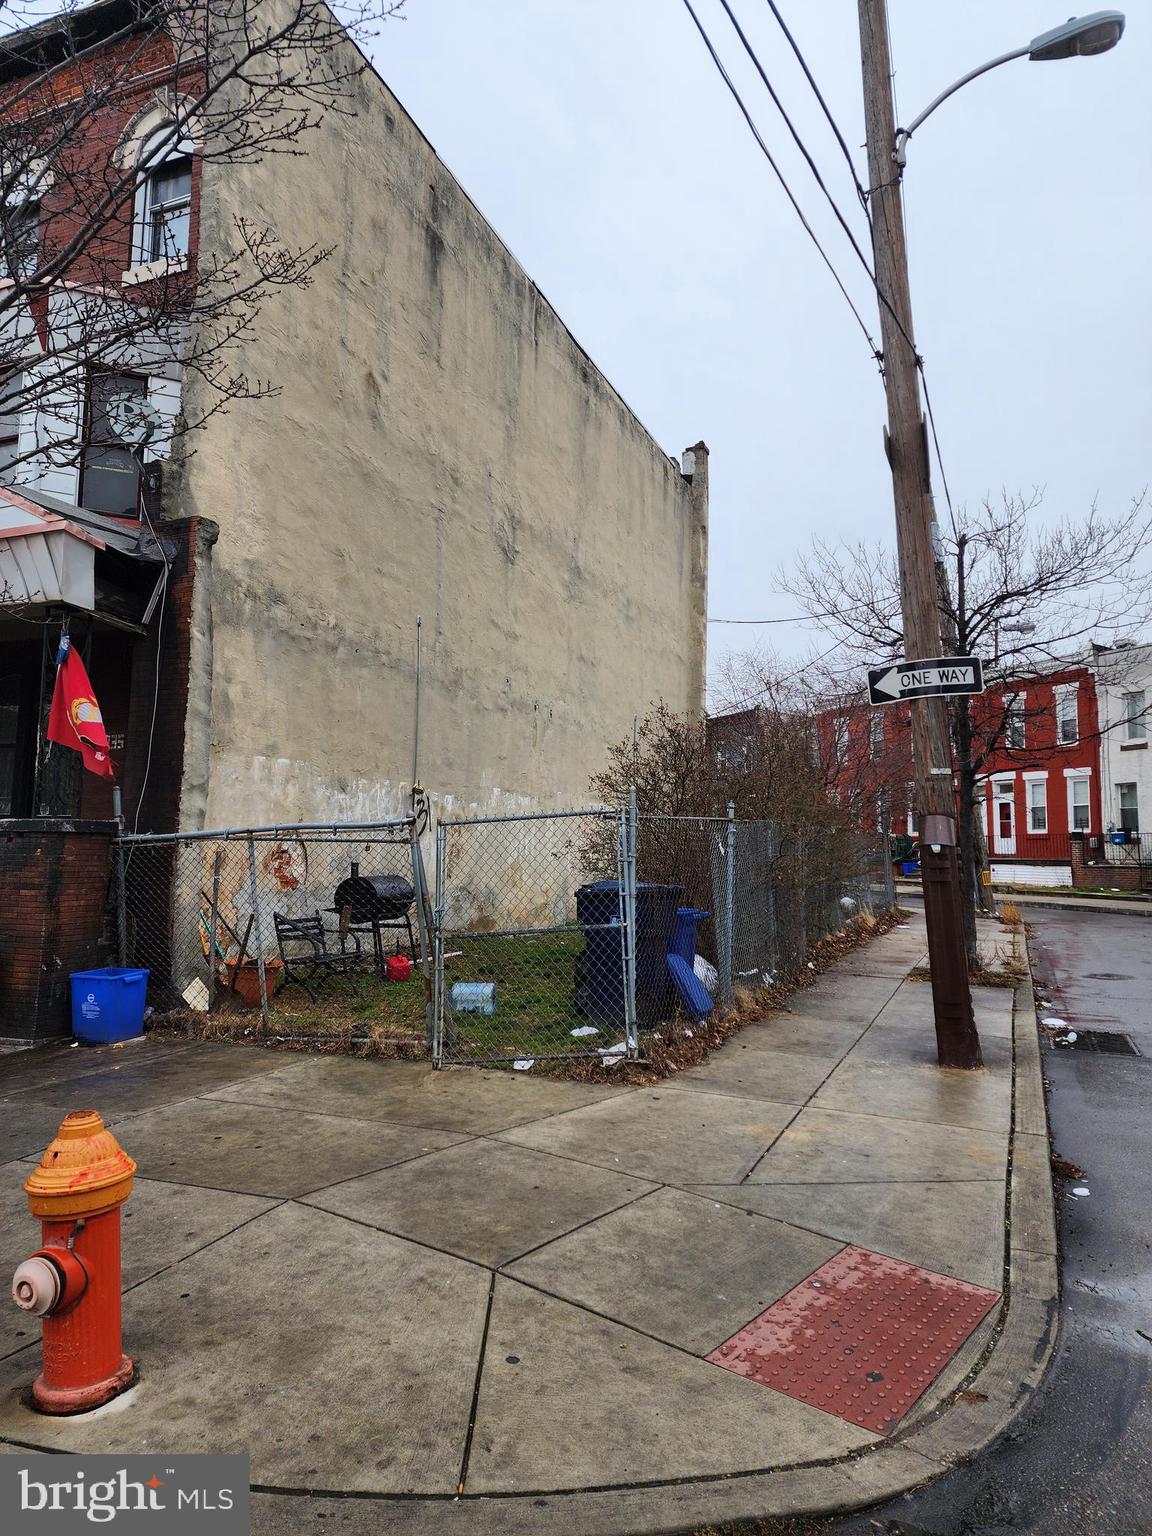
left=0, top=198, right=38, bottom=280
left=1123, top=691, right=1147, bottom=742
left=1069, top=776, right=1090, bottom=832
left=0, top=372, right=21, bottom=477
left=132, top=129, right=193, bottom=267
left=832, top=716, right=848, bottom=762
left=1004, top=695, right=1025, bottom=749
left=1118, top=783, right=1140, bottom=834
left=869, top=713, right=884, bottom=759
left=1027, top=779, right=1048, bottom=833
left=1056, top=687, right=1078, bottom=745
left=79, top=372, right=146, bottom=516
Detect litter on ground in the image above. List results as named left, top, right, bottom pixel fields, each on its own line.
left=512, top=1059, right=535, bottom=1071
left=570, top=1025, right=599, bottom=1038
left=1071, top=1186, right=1090, bottom=1198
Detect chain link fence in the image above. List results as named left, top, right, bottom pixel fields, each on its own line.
left=109, top=805, right=893, bottom=1066
left=431, top=800, right=895, bottom=1066
left=113, top=820, right=432, bottom=1047
left=433, top=809, right=631, bottom=1065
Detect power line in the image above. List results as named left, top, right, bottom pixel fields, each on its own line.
left=730, top=0, right=962, bottom=542
left=716, top=0, right=875, bottom=281
left=678, top=0, right=882, bottom=363
left=918, top=364, right=957, bottom=535
left=709, top=610, right=844, bottom=625
left=684, top=0, right=964, bottom=561
left=759, top=0, right=870, bottom=213
left=714, top=638, right=848, bottom=714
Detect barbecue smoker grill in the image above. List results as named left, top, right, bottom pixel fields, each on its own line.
left=332, top=863, right=417, bottom=971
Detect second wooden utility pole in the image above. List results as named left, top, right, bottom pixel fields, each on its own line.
left=857, top=0, right=982, bottom=1069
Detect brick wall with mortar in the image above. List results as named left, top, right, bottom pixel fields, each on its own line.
left=0, top=819, right=116, bottom=1040
left=1070, top=832, right=1145, bottom=891
left=0, top=29, right=202, bottom=289
left=120, top=515, right=217, bottom=835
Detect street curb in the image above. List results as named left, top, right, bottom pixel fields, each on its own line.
left=987, top=897, right=1151, bottom=916
left=895, top=880, right=1152, bottom=917
left=243, top=929, right=1061, bottom=1535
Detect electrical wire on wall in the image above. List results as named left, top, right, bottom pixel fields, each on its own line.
left=129, top=490, right=171, bottom=846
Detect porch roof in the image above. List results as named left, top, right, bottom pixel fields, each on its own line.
left=0, top=485, right=165, bottom=613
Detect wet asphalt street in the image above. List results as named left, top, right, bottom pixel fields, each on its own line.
left=732, top=905, right=1152, bottom=1536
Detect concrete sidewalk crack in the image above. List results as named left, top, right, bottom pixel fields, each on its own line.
left=455, top=1272, right=496, bottom=1495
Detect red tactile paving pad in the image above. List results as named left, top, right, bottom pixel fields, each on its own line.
left=706, top=1244, right=1001, bottom=1434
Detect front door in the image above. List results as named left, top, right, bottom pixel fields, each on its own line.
left=993, top=783, right=1016, bottom=855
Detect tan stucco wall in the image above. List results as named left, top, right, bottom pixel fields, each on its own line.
left=174, top=40, right=707, bottom=830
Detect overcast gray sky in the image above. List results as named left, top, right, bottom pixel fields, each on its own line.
left=374, top=2, right=1151, bottom=691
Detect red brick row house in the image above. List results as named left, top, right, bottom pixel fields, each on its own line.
left=973, top=663, right=1101, bottom=876
left=799, top=653, right=1144, bottom=889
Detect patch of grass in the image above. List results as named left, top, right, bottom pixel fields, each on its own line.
left=440, top=929, right=599, bottom=1060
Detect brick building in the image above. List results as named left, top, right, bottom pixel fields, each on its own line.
left=0, top=0, right=709, bottom=1037
left=792, top=654, right=1148, bottom=897
left=0, top=0, right=708, bottom=829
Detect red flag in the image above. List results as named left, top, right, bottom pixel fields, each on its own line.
left=46, top=634, right=116, bottom=778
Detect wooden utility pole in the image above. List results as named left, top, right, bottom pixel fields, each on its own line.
left=858, top=0, right=982, bottom=1068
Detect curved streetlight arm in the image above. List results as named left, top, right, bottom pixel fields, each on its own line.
left=894, top=47, right=1030, bottom=165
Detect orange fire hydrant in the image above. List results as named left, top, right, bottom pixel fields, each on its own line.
left=10, top=1110, right=136, bottom=1414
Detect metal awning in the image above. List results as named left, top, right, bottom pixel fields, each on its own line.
left=0, top=485, right=167, bottom=618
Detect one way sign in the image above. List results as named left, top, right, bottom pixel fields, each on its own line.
left=867, top=655, right=985, bottom=706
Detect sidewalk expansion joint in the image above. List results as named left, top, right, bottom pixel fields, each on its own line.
left=456, top=1272, right=496, bottom=1495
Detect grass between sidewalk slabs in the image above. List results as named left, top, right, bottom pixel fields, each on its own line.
left=143, top=908, right=912, bottom=1082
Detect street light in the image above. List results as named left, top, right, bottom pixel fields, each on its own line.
left=894, top=12, right=1125, bottom=163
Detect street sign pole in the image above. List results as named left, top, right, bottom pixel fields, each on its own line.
left=859, top=0, right=982, bottom=1070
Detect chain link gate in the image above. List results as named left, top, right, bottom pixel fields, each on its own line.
left=432, top=808, right=638, bottom=1066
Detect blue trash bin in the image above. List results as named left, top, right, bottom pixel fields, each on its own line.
left=670, top=907, right=710, bottom=966
left=70, top=968, right=150, bottom=1044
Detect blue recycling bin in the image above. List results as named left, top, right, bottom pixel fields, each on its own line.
left=70, top=967, right=150, bottom=1044
left=670, top=907, right=710, bottom=966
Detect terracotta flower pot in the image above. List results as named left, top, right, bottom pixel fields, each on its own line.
left=228, top=958, right=283, bottom=1010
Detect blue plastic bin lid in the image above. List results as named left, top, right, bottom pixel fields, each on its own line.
left=667, top=953, right=714, bottom=1019
left=71, top=968, right=149, bottom=983
left=674, top=907, right=711, bottom=921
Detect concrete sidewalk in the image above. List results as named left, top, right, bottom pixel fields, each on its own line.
left=0, top=914, right=1057, bottom=1534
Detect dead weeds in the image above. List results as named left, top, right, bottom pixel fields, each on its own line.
left=537, top=907, right=907, bottom=1087
left=144, top=907, right=909, bottom=1081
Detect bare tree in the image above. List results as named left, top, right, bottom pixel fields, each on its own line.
left=591, top=696, right=880, bottom=905
left=774, top=490, right=1152, bottom=960
left=0, top=0, right=404, bottom=482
